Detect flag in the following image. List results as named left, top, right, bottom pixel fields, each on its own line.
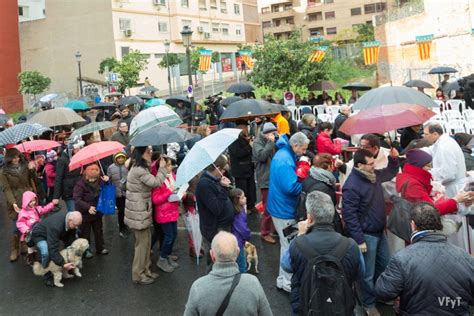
left=308, top=46, right=328, bottom=63
left=362, top=41, right=381, bottom=65
left=239, top=51, right=254, bottom=69
left=198, top=49, right=212, bottom=72
left=416, top=34, right=433, bottom=61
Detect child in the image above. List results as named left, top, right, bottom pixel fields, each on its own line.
left=151, top=157, right=180, bottom=273
left=44, top=150, right=58, bottom=202
left=229, top=188, right=251, bottom=273
left=107, top=152, right=129, bottom=238
left=16, top=191, right=57, bottom=264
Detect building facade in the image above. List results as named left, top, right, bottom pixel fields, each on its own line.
left=18, top=0, right=46, bottom=22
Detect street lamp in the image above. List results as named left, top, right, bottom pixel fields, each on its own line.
left=75, top=51, right=83, bottom=96
left=164, top=39, right=173, bottom=96
left=180, top=25, right=195, bottom=127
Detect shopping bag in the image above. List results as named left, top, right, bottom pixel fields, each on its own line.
left=97, top=183, right=116, bottom=215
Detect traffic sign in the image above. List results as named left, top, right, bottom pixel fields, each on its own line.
left=187, top=85, right=193, bottom=98
left=109, top=73, right=118, bottom=82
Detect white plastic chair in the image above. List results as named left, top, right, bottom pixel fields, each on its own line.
left=313, top=105, right=326, bottom=116
left=445, top=119, right=466, bottom=135
left=433, top=100, right=446, bottom=112
left=318, top=113, right=331, bottom=122
left=287, top=105, right=299, bottom=121
left=326, top=105, right=341, bottom=117
left=446, top=100, right=465, bottom=112
left=464, top=121, right=474, bottom=134
left=442, top=110, right=463, bottom=122
left=431, top=107, right=441, bottom=115
left=463, top=109, right=474, bottom=122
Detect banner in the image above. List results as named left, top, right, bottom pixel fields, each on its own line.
left=362, top=41, right=381, bottom=65
left=198, top=49, right=212, bottom=72
left=238, top=50, right=254, bottom=69
left=416, top=34, right=433, bottom=60
left=308, top=46, right=328, bottom=63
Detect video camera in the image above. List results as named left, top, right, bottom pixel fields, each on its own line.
left=204, top=92, right=223, bottom=107
left=204, top=92, right=224, bottom=125
left=457, top=74, right=474, bottom=110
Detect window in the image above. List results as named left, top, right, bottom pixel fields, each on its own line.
left=261, top=7, right=270, bottom=14
left=220, top=0, right=227, bottom=13
left=284, top=4, right=293, bottom=10
left=234, top=3, right=240, bottom=15
left=286, top=17, right=294, bottom=25
left=309, top=27, right=323, bottom=36
left=325, top=11, right=335, bottom=19
left=221, top=24, right=229, bottom=35
left=236, top=27, right=241, bottom=35
left=273, top=19, right=281, bottom=27
left=121, top=46, right=130, bottom=57
left=307, top=0, right=317, bottom=7
left=199, top=0, right=206, bottom=10
left=351, top=7, right=361, bottom=16
left=210, top=0, right=217, bottom=8
left=326, top=27, right=337, bottom=35
left=364, top=2, right=386, bottom=14
left=18, top=6, right=29, bottom=17
left=324, top=0, right=334, bottom=3
left=181, top=0, right=189, bottom=8
left=271, top=4, right=280, bottom=12
left=212, top=23, right=220, bottom=33
left=182, top=19, right=192, bottom=28
left=199, top=22, right=209, bottom=32
left=119, top=18, right=131, bottom=31
left=262, top=21, right=272, bottom=28
left=308, top=12, right=323, bottom=21
left=158, top=21, right=168, bottom=33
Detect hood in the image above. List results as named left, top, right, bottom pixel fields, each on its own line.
left=276, top=134, right=290, bottom=150
left=298, top=122, right=313, bottom=132
left=4, top=148, right=24, bottom=165
left=396, top=163, right=432, bottom=192
left=22, top=191, right=37, bottom=209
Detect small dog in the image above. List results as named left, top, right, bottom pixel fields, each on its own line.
left=33, top=238, right=89, bottom=287
left=244, top=241, right=259, bottom=274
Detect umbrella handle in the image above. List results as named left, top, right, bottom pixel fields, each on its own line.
left=98, top=160, right=105, bottom=176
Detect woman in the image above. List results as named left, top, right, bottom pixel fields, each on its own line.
left=316, top=122, right=342, bottom=155
left=298, top=113, right=318, bottom=157
left=334, top=92, right=346, bottom=105
left=125, top=146, right=167, bottom=285
left=435, top=88, right=446, bottom=101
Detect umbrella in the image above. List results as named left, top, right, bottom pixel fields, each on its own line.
left=130, top=126, right=194, bottom=147
left=14, top=140, right=61, bottom=153
left=166, top=96, right=193, bottom=108
left=70, top=121, right=115, bottom=139
left=78, top=96, right=94, bottom=103
left=28, top=108, right=86, bottom=127
left=342, top=82, right=372, bottom=91
left=221, top=96, right=243, bottom=107
left=309, top=80, right=337, bottom=91
left=339, top=104, right=435, bottom=135
left=69, top=141, right=124, bottom=171
left=32, top=101, right=48, bottom=108
left=136, top=94, right=154, bottom=100
left=219, top=99, right=278, bottom=122
left=428, top=66, right=458, bottom=74
left=118, top=96, right=144, bottom=106
left=129, top=106, right=183, bottom=137
left=403, top=80, right=434, bottom=89
left=144, top=98, right=166, bottom=108
left=64, top=100, right=89, bottom=111
left=176, top=128, right=242, bottom=187
left=91, top=102, right=116, bottom=111
left=184, top=210, right=202, bottom=264
left=140, top=86, right=159, bottom=93
left=226, top=82, right=254, bottom=94
left=0, top=123, right=51, bottom=146
left=352, top=86, right=437, bottom=111
left=39, top=93, right=59, bottom=102
left=444, top=80, right=461, bottom=91
left=0, top=114, right=8, bottom=125
left=105, top=92, right=122, bottom=98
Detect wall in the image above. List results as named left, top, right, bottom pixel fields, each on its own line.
left=18, top=0, right=46, bottom=22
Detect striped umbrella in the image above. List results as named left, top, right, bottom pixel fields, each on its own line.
left=129, top=106, right=182, bottom=138
left=70, top=121, right=115, bottom=139
left=0, top=123, right=51, bottom=146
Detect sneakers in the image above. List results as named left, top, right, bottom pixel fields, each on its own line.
left=261, top=234, right=277, bottom=244
left=167, top=257, right=179, bottom=269
left=156, top=257, right=174, bottom=273
left=97, top=249, right=109, bottom=255
left=84, top=249, right=94, bottom=259
left=133, top=276, right=155, bottom=285
left=119, top=230, right=128, bottom=239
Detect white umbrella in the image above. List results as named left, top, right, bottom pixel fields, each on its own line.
left=40, top=93, right=59, bottom=102
left=129, top=106, right=182, bottom=138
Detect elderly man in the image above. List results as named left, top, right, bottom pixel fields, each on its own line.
left=268, top=132, right=309, bottom=292
left=184, top=231, right=272, bottom=316
left=110, top=121, right=130, bottom=147
left=332, top=105, right=351, bottom=141
left=376, top=203, right=474, bottom=316
left=281, top=191, right=363, bottom=315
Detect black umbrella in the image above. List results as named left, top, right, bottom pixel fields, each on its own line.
left=226, top=82, right=254, bottom=94
left=105, top=92, right=122, bottom=98
left=342, top=82, right=372, bottom=91
left=219, top=99, right=278, bottom=122
left=118, top=96, right=144, bottom=106
left=428, top=66, right=458, bottom=74
left=221, top=96, right=243, bottom=107
left=136, top=94, right=154, bottom=100
left=166, top=96, right=194, bottom=108
left=309, top=80, right=337, bottom=91
left=403, top=80, right=434, bottom=89
left=140, top=86, right=159, bottom=93
left=129, top=126, right=195, bottom=147
left=91, top=102, right=117, bottom=110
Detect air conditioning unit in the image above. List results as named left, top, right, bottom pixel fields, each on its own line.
left=124, top=29, right=132, bottom=37
left=197, top=26, right=204, bottom=33
left=204, top=32, right=211, bottom=39
left=152, top=0, right=161, bottom=5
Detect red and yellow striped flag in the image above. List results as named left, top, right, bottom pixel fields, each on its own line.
left=416, top=35, right=433, bottom=61
left=362, top=41, right=381, bottom=65
left=308, top=46, right=328, bottom=63
left=239, top=51, right=254, bottom=69
left=198, top=49, right=212, bottom=72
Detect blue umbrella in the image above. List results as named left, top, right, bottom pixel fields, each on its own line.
left=144, top=98, right=166, bottom=108
left=64, top=100, right=89, bottom=111
left=176, top=128, right=242, bottom=187
left=0, top=123, right=51, bottom=146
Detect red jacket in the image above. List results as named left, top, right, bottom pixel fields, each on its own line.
left=316, top=132, right=342, bottom=155
left=151, top=173, right=180, bottom=224
left=44, top=162, right=56, bottom=188
left=396, top=163, right=457, bottom=215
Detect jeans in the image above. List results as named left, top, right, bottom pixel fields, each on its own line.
left=36, top=240, right=49, bottom=268
left=361, top=232, right=390, bottom=307
left=272, top=216, right=296, bottom=291
left=65, top=199, right=75, bottom=213
left=236, top=247, right=247, bottom=273
left=159, top=221, right=177, bottom=259
left=260, top=189, right=275, bottom=236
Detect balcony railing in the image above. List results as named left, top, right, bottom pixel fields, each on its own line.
left=385, top=0, right=425, bottom=22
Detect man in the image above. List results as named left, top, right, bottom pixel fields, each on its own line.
left=253, top=122, right=277, bottom=244
left=119, top=105, right=134, bottom=129
left=281, top=191, right=363, bottom=315
left=332, top=105, right=351, bottom=141
left=376, top=203, right=474, bottom=316
left=184, top=231, right=272, bottom=316
left=273, top=110, right=290, bottom=136
left=306, top=92, right=318, bottom=105
left=175, top=101, right=191, bottom=126
left=268, top=132, right=309, bottom=292
left=195, top=155, right=235, bottom=262
left=441, top=74, right=450, bottom=92
left=400, top=124, right=422, bottom=150
left=110, top=121, right=130, bottom=147
left=342, top=149, right=399, bottom=316
left=30, top=211, right=82, bottom=286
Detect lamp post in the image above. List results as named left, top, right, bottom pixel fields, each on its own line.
left=180, top=25, right=194, bottom=128
left=164, top=39, right=173, bottom=96
left=75, top=51, right=83, bottom=96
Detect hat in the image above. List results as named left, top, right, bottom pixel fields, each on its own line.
left=46, top=150, right=57, bottom=162
left=406, top=149, right=432, bottom=168
left=68, top=135, right=85, bottom=152
left=300, top=107, right=312, bottom=115
left=113, top=151, right=127, bottom=162
left=261, top=122, right=277, bottom=134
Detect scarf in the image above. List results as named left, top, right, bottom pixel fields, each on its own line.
left=309, top=167, right=336, bottom=188
left=164, top=173, right=176, bottom=191
left=355, top=167, right=376, bottom=183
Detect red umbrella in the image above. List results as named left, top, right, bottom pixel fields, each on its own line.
left=69, top=141, right=124, bottom=171
left=339, top=104, right=435, bottom=135
left=15, top=140, right=61, bottom=153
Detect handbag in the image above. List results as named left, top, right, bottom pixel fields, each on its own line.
left=96, top=183, right=116, bottom=215
left=388, top=182, right=414, bottom=242
left=216, top=273, right=241, bottom=316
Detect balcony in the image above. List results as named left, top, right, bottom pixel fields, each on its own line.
left=263, top=24, right=296, bottom=35
left=261, top=8, right=295, bottom=19
left=376, top=0, right=424, bottom=24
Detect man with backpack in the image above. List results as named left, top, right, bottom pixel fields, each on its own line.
left=281, top=191, right=364, bottom=316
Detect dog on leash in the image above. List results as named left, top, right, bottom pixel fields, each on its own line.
left=33, top=238, right=89, bottom=287
left=244, top=241, right=259, bottom=274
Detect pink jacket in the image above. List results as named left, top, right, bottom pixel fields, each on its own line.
left=16, top=191, right=55, bottom=241
left=151, top=173, right=180, bottom=224
left=44, top=162, right=56, bottom=188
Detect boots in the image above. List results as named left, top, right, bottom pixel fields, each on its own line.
left=26, top=252, right=37, bottom=266
left=20, top=241, right=28, bottom=255
left=10, top=235, right=19, bottom=262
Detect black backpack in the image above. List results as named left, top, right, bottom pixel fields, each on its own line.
left=295, top=236, right=355, bottom=316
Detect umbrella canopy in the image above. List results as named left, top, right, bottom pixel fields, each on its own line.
left=140, top=86, right=159, bottom=93
left=130, top=126, right=194, bottom=147
left=32, top=101, right=48, bottom=108
left=144, top=98, right=166, bottom=108
left=444, top=80, right=461, bottom=91
left=29, top=108, right=85, bottom=127
left=176, top=128, right=242, bottom=187
left=428, top=66, right=458, bottom=74
left=64, top=100, right=89, bottom=111
left=70, top=121, right=115, bottom=139
left=342, top=82, right=372, bottom=91
left=339, top=104, right=435, bottom=135
left=0, top=114, right=8, bottom=125
left=15, top=140, right=61, bottom=153
left=118, top=96, right=144, bottom=106
left=352, top=86, right=438, bottom=111
left=0, top=123, right=51, bottom=146
left=40, top=93, right=59, bottom=102
left=136, top=94, right=154, bottom=100
left=309, top=80, right=337, bottom=91
left=219, top=99, right=278, bottom=122
left=166, top=96, right=193, bottom=108
left=78, top=96, right=94, bottom=103
left=69, top=141, right=124, bottom=171
left=91, top=102, right=116, bottom=111
left=221, top=96, right=243, bottom=107
left=403, top=80, right=434, bottom=89
left=129, top=106, right=183, bottom=138
left=184, top=211, right=202, bottom=264
left=226, top=82, right=254, bottom=94
left=105, top=92, right=122, bottom=98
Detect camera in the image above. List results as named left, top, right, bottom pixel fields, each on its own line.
left=282, top=224, right=298, bottom=241
left=204, top=92, right=224, bottom=125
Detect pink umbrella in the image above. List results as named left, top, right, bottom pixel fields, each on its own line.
left=69, top=141, right=124, bottom=171
left=15, top=140, right=61, bottom=153
left=339, top=104, right=435, bottom=135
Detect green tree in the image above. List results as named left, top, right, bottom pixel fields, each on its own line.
left=115, top=50, right=148, bottom=94
left=355, top=24, right=375, bottom=42
left=18, top=70, right=51, bottom=98
left=98, top=57, right=119, bottom=75
left=158, top=53, right=182, bottom=69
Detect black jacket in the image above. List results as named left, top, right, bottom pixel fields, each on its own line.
left=53, top=152, right=81, bottom=200
left=298, top=122, right=317, bottom=156
left=175, top=106, right=191, bottom=125
left=228, top=135, right=254, bottom=179
left=400, top=127, right=422, bottom=149
left=461, top=147, right=474, bottom=171
left=375, top=232, right=474, bottom=316
left=31, top=211, right=77, bottom=267
left=333, top=114, right=351, bottom=141
left=195, top=172, right=235, bottom=242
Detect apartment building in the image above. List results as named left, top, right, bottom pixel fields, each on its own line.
left=18, top=0, right=46, bottom=22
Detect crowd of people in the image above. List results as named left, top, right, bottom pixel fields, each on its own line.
left=1, top=89, right=474, bottom=316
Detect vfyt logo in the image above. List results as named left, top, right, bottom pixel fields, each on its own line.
left=438, top=297, right=461, bottom=309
